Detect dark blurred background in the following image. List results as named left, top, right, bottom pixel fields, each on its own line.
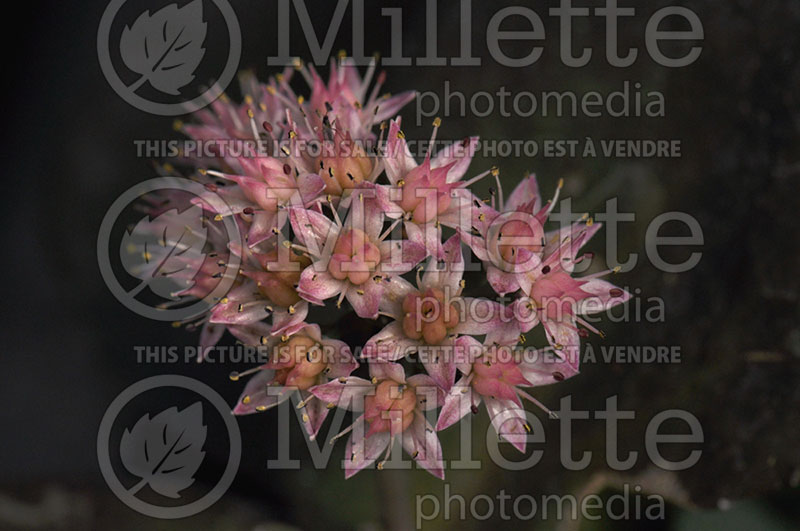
left=2, top=0, right=799, bottom=529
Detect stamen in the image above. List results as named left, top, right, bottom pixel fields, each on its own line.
left=516, top=388, right=559, bottom=419
left=228, top=366, right=264, bottom=381
left=330, top=417, right=359, bottom=445
left=376, top=434, right=395, bottom=470
left=460, top=168, right=493, bottom=188
left=379, top=218, right=402, bottom=242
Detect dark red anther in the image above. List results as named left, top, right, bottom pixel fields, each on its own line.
left=541, top=265, right=551, bottom=274
left=578, top=329, right=590, bottom=338
left=610, top=288, right=624, bottom=297
left=205, top=183, right=218, bottom=192
left=243, top=207, right=254, bottom=215
left=283, top=164, right=292, bottom=175
left=470, top=405, right=479, bottom=415
left=262, top=121, right=273, bottom=133
left=553, top=372, right=565, bottom=382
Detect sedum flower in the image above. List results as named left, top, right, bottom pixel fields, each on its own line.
left=289, top=190, right=426, bottom=319
left=373, top=118, right=484, bottom=259
left=362, top=234, right=513, bottom=390
left=436, top=334, right=575, bottom=452
left=310, top=362, right=445, bottom=479
left=231, top=323, right=357, bottom=440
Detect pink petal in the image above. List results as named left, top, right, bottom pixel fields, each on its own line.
left=270, top=302, right=309, bottom=337
left=434, top=136, right=478, bottom=183
left=247, top=211, right=279, bottom=248
left=366, top=183, right=405, bottom=219
left=227, top=321, right=274, bottom=347
left=322, top=338, right=359, bottom=378
left=487, top=265, right=521, bottom=296
left=374, top=92, right=417, bottom=124
left=345, top=280, right=383, bottom=319
left=407, top=374, right=445, bottom=410
left=344, top=419, right=390, bottom=479
left=517, top=348, right=579, bottom=386
left=576, top=279, right=631, bottom=314
left=402, top=221, right=443, bottom=260
left=288, top=207, right=337, bottom=251
left=197, top=322, right=225, bottom=362
left=420, top=343, right=457, bottom=391
left=379, top=239, right=428, bottom=276
left=346, top=188, right=384, bottom=241
left=310, top=377, right=374, bottom=410
left=542, top=318, right=581, bottom=370
left=377, top=275, right=416, bottom=318
left=299, top=390, right=329, bottom=440
left=363, top=321, right=420, bottom=361
left=383, top=118, right=417, bottom=185
left=484, top=397, right=528, bottom=453
left=401, top=415, right=445, bottom=479
left=368, top=361, right=406, bottom=384
left=233, top=369, right=291, bottom=415
left=296, top=172, right=326, bottom=206
left=454, top=298, right=507, bottom=336
left=436, top=376, right=479, bottom=431
left=297, top=268, right=345, bottom=305
left=505, top=174, right=541, bottom=214
left=420, top=233, right=464, bottom=294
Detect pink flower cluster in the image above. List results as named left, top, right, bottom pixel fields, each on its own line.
left=154, top=59, right=630, bottom=479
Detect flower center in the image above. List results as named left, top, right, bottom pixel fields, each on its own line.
left=328, top=229, right=381, bottom=285
left=401, top=288, right=461, bottom=345
left=318, top=142, right=373, bottom=196
left=257, top=249, right=311, bottom=307
left=364, top=380, right=417, bottom=434
left=273, top=334, right=326, bottom=390
left=528, top=271, right=582, bottom=320
left=471, top=348, right=526, bottom=399
left=496, top=219, right=544, bottom=264
left=397, top=169, right=451, bottom=224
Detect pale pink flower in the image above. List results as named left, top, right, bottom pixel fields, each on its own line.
left=373, top=118, right=485, bottom=258
left=362, top=234, right=513, bottom=390
left=460, top=174, right=630, bottom=358
left=436, top=335, right=574, bottom=452
left=289, top=190, right=426, bottom=319
left=231, top=323, right=357, bottom=440
left=310, top=362, right=445, bottom=479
